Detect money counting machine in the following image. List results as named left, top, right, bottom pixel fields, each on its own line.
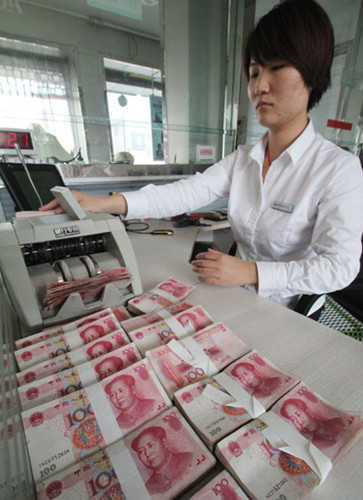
left=0, top=187, right=143, bottom=334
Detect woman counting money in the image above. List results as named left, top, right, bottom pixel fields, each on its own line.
left=41, top=0, right=363, bottom=311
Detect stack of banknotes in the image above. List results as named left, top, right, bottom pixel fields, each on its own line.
left=35, top=408, right=216, bottom=499
left=44, top=267, right=132, bottom=309
left=128, top=304, right=214, bottom=355
left=15, top=312, right=125, bottom=370
left=215, top=383, right=362, bottom=498
left=189, top=469, right=249, bottom=499
left=13, top=277, right=362, bottom=499
left=127, top=277, right=195, bottom=314
left=174, top=350, right=300, bottom=448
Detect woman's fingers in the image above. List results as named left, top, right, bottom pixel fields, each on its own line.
left=191, top=249, right=258, bottom=287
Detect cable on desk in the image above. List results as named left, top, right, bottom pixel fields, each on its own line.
left=124, top=221, right=173, bottom=236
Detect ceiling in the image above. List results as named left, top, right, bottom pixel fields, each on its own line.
left=21, top=0, right=161, bottom=39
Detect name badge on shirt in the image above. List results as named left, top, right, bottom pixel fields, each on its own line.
left=271, top=201, right=294, bottom=213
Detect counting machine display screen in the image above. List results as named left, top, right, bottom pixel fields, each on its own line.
left=0, top=163, right=65, bottom=211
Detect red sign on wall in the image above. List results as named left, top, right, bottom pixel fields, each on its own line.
left=326, top=119, right=353, bottom=131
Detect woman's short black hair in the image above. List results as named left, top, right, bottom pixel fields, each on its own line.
left=243, top=0, right=334, bottom=111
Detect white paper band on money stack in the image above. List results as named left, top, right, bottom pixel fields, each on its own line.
left=107, top=440, right=150, bottom=498
left=134, top=287, right=176, bottom=313
left=76, top=362, right=98, bottom=387
left=86, top=383, right=124, bottom=444
left=168, top=338, right=218, bottom=377
left=67, top=346, right=88, bottom=366
left=163, top=316, right=195, bottom=339
left=260, top=411, right=332, bottom=482
left=151, top=288, right=177, bottom=301
left=157, top=309, right=173, bottom=320
left=64, top=331, right=83, bottom=350
left=203, top=372, right=266, bottom=418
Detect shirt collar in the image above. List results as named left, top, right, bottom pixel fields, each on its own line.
left=249, top=120, right=316, bottom=167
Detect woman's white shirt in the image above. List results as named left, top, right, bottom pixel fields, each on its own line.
left=122, top=121, right=363, bottom=307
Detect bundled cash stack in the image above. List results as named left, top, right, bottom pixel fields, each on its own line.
left=189, top=469, right=249, bottom=499
left=18, top=343, right=142, bottom=411
left=15, top=305, right=131, bottom=349
left=16, top=328, right=130, bottom=386
left=174, top=350, right=299, bottom=448
left=146, top=322, right=250, bottom=398
left=127, top=277, right=195, bottom=314
left=22, top=359, right=172, bottom=482
left=215, top=383, right=362, bottom=498
left=36, top=408, right=216, bottom=499
left=44, top=267, right=132, bottom=309
left=121, top=300, right=193, bottom=334
left=15, top=313, right=124, bottom=370
left=12, top=278, right=362, bottom=498
left=128, top=304, right=214, bottom=355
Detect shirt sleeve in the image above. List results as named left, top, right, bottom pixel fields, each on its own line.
left=257, top=156, right=363, bottom=298
left=121, top=152, right=237, bottom=220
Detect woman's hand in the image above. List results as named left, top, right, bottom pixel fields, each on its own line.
left=39, top=190, right=128, bottom=215
left=191, top=248, right=258, bottom=287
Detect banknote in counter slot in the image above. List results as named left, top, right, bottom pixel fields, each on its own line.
left=0, top=187, right=143, bottom=333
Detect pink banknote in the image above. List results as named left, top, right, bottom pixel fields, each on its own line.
left=16, top=329, right=130, bottom=386
left=124, top=407, right=216, bottom=498
left=129, top=304, right=214, bottom=355
left=216, top=419, right=320, bottom=499
left=127, top=277, right=195, bottom=314
left=15, top=306, right=128, bottom=349
left=190, top=470, right=249, bottom=499
left=22, top=359, right=171, bottom=482
left=36, top=408, right=215, bottom=499
left=223, top=350, right=299, bottom=409
left=15, top=314, right=122, bottom=370
left=272, top=382, right=362, bottom=461
left=121, top=300, right=193, bottom=334
left=146, top=322, right=250, bottom=397
left=44, top=268, right=132, bottom=309
left=175, top=351, right=299, bottom=448
left=36, top=448, right=124, bottom=500
left=18, top=343, right=141, bottom=411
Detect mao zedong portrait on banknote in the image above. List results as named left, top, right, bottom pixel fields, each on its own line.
left=104, top=374, right=155, bottom=429
left=79, top=324, right=107, bottom=344
left=94, top=356, right=125, bottom=380
left=280, top=398, right=344, bottom=451
left=131, top=425, right=194, bottom=494
left=230, top=361, right=281, bottom=398
left=86, top=340, right=114, bottom=359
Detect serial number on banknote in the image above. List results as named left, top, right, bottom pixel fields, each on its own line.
left=39, top=449, right=71, bottom=478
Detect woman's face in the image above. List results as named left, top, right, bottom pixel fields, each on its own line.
left=248, top=60, right=310, bottom=134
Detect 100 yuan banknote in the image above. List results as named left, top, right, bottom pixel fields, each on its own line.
left=175, top=350, right=299, bottom=447
left=22, top=359, right=172, bottom=482
left=128, top=304, right=214, bottom=355
left=146, top=322, right=250, bottom=397
left=36, top=407, right=216, bottom=499
left=15, top=314, right=122, bottom=370
left=16, top=329, right=130, bottom=386
left=18, top=343, right=141, bottom=411
left=127, top=277, right=195, bottom=314
left=190, top=469, right=249, bottom=499
left=121, top=300, right=193, bottom=334
left=15, top=305, right=130, bottom=349
left=271, top=382, right=362, bottom=462
left=216, top=419, right=320, bottom=499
